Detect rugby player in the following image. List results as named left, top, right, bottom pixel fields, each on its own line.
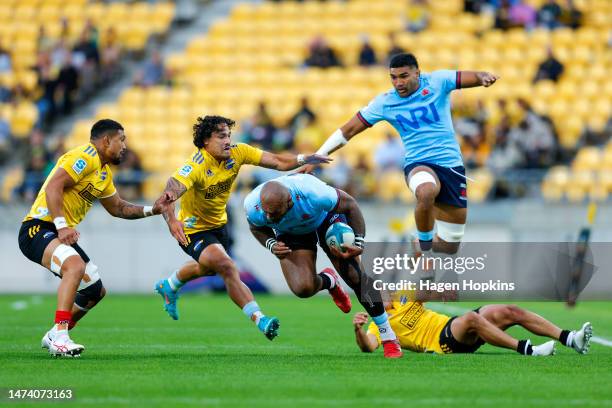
left=304, top=53, right=499, bottom=254
left=353, top=297, right=592, bottom=356
left=18, top=119, right=171, bottom=357
left=243, top=173, right=403, bottom=358
left=154, top=116, right=330, bottom=341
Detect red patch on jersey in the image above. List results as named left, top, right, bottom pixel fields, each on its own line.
left=422, top=89, right=430, bottom=96
left=295, top=194, right=301, bottom=200
left=460, top=188, right=467, bottom=197
left=302, top=214, right=311, bottom=220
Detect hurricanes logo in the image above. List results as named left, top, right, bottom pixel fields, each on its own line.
left=78, top=183, right=103, bottom=203
left=204, top=175, right=237, bottom=199
left=28, top=225, right=41, bottom=238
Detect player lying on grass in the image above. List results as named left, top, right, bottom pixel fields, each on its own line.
left=303, top=53, right=499, bottom=256
left=153, top=115, right=330, bottom=341
left=244, top=173, right=403, bottom=358
left=18, top=119, right=171, bottom=357
left=353, top=295, right=592, bottom=356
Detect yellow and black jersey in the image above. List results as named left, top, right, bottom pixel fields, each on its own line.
left=24, top=143, right=116, bottom=227
left=367, top=300, right=450, bottom=354
left=172, top=143, right=263, bottom=234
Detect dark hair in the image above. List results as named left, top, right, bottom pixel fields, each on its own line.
left=193, top=115, right=235, bottom=148
left=389, top=53, right=419, bottom=69
left=91, top=119, right=124, bottom=140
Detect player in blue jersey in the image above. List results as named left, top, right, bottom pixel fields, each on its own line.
left=303, top=53, right=499, bottom=254
left=244, top=173, right=403, bottom=358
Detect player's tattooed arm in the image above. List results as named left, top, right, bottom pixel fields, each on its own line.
left=100, top=194, right=150, bottom=219
left=459, top=71, right=500, bottom=88
left=158, top=177, right=189, bottom=245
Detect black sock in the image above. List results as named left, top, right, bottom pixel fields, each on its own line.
left=517, top=339, right=533, bottom=355
left=559, top=329, right=571, bottom=347
left=318, top=272, right=333, bottom=290
left=419, top=239, right=433, bottom=251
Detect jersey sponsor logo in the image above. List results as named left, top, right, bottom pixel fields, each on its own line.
left=193, top=240, right=204, bottom=252
left=178, top=165, right=193, bottom=177
left=72, top=158, right=87, bottom=175
left=399, top=302, right=425, bottom=329
left=395, top=102, right=441, bottom=131
left=204, top=175, right=237, bottom=199
left=78, top=183, right=103, bottom=204
left=225, top=159, right=235, bottom=170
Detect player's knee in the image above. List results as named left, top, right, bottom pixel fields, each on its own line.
left=504, top=305, right=525, bottom=323
left=51, top=244, right=84, bottom=279
left=62, top=259, right=86, bottom=281
left=74, top=279, right=105, bottom=311
left=291, top=283, right=317, bottom=298
left=464, top=311, right=482, bottom=328
left=214, top=257, right=238, bottom=279
left=415, top=184, right=436, bottom=206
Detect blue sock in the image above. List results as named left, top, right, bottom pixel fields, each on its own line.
left=371, top=312, right=396, bottom=341
left=242, top=301, right=263, bottom=324
left=417, top=229, right=434, bottom=251
left=167, top=271, right=185, bottom=291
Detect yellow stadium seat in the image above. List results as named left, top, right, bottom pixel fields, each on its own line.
left=9, top=102, right=38, bottom=138
left=573, top=147, right=602, bottom=172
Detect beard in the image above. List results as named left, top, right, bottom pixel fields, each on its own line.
left=111, top=152, right=125, bottom=165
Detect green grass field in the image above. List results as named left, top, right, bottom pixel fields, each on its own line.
left=1, top=294, right=611, bottom=408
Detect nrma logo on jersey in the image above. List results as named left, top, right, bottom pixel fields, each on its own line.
left=395, top=103, right=440, bottom=130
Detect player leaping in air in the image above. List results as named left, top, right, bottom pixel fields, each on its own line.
left=18, top=119, right=172, bottom=357
left=353, top=294, right=592, bottom=357
left=244, top=173, right=403, bottom=358
left=153, top=115, right=330, bottom=341
left=303, top=53, right=499, bottom=255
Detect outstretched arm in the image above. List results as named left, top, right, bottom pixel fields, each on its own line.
left=100, top=193, right=165, bottom=219
left=458, top=71, right=499, bottom=88
left=317, top=115, right=369, bottom=156
left=158, top=177, right=188, bottom=245
left=258, top=151, right=331, bottom=171
left=353, top=312, right=380, bottom=352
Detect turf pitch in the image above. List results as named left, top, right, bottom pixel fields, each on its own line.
left=1, top=294, right=611, bottom=408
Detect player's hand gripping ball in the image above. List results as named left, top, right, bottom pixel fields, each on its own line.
left=325, top=222, right=355, bottom=253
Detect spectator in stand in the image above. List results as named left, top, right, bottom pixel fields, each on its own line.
left=494, top=0, right=513, bottom=30
left=0, top=45, right=11, bottom=73
left=19, top=129, right=51, bottom=202
left=405, top=0, right=429, bottom=33
left=560, top=0, right=582, bottom=29
left=464, top=0, right=487, bottom=14
left=56, top=53, right=79, bottom=115
left=304, top=36, right=341, bottom=68
left=509, top=1, right=537, bottom=30
left=34, top=53, right=57, bottom=128
left=358, top=36, right=377, bottom=67
left=137, top=49, right=167, bottom=87
left=386, top=32, right=405, bottom=64
left=0, top=115, right=10, bottom=164
left=245, top=101, right=276, bottom=151
left=288, top=97, right=316, bottom=134
left=115, top=148, right=144, bottom=201
left=101, top=27, right=122, bottom=81
left=73, top=27, right=100, bottom=98
left=533, top=48, right=564, bottom=83
left=374, top=132, right=404, bottom=172
left=538, top=0, right=562, bottom=29
left=36, top=25, right=54, bottom=54
left=510, top=99, right=556, bottom=168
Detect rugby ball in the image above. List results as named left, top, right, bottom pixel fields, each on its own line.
left=325, top=222, right=355, bottom=252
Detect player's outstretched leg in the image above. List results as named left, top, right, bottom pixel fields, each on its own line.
left=451, top=310, right=555, bottom=356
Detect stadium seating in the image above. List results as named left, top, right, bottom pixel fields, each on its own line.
left=59, top=0, right=609, bottom=203
left=0, top=0, right=175, bottom=139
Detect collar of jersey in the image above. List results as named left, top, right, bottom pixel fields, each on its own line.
left=88, top=143, right=104, bottom=169
left=200, top=148, right=228, bottom=167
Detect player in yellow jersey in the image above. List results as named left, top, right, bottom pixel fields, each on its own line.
left=153, top=115, right=330, bottom=340
left=18, top=119, right=171, bottom=357
left=353, top=296, right=592, bottom=356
